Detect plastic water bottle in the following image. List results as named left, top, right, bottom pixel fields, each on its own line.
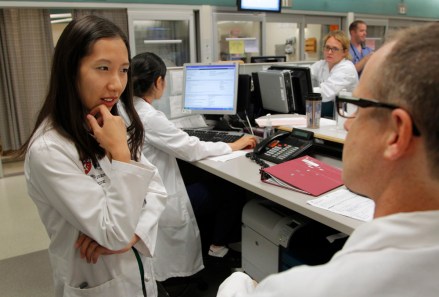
left=263, top=113, right=274, bottom=139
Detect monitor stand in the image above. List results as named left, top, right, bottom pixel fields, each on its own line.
left=205, top=115, right=242, bottom=131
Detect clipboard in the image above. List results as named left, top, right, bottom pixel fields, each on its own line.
left=260, top=155, right=343, bottom=196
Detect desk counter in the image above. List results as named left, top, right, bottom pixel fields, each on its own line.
left=191, top=155, right=362, bottom=235
left=278, top=118, right=347, bottom=144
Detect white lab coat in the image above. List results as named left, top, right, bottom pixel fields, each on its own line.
left=217, top=210, right=439, bottom=297
left=25, top=119, right=167, bottom=297
left=120, top=97, right=232, bottom=281
left=310, top=59, right=358, bottom=102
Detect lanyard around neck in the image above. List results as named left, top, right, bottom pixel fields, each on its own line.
left=350, top=43, right=361, bottom=61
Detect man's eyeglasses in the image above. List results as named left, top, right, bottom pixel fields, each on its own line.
left=323, top=46, right=343, bottom=53
left=335, top=94, right=421, bottom=136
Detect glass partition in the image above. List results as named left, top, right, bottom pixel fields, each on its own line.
left=132, top=20, right=190, bottom=66
left=356, top=18, right=388, bottom=51
left=265, top=14, right=303, bottom=62
left=128, top=10, right=196, bottom=66
left=214, top=13, right=263, bottom=63
left=304, top=16, right=342, bottom=61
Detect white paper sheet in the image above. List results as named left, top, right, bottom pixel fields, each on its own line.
left=171, top=114, right=208, bottom=129
left=206, top=150, right=251, bottom=162
left=307, top=188, right=375, bottom=222
left=169, top=70, right=183, bottom=96
left=169, top=95, right=185, bottom=118
left=245, top=39, right=259, bottom=53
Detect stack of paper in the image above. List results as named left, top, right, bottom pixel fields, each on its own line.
left=307, top=188, right=375, bottom=222
left=255, top=114, right=306, bottom=127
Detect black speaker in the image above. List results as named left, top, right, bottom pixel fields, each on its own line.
left=237, top=74, right=251, bottom=113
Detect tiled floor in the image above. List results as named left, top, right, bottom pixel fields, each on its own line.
left=0, top=160, right=235, bottom=297
left=0, top=160, right=53, bottom=297
left=0, top=162, right=49, bottom=260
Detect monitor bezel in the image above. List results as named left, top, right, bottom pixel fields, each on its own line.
left=250, top=55, right=287, bottom=63
left=182, top=62, right=240, bottom=116
left=237, top=0, right=282, bottom=13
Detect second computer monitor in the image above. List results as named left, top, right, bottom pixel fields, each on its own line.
left=268, top=65, right=313, bottom=115
left=182, top=62, right=239, bottom=115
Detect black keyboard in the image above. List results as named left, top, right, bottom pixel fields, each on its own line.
left=183, top=129, right=244, bottom=143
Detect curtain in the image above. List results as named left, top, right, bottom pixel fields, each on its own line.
left=0, top=8, right=53, bottom=151
left=72, top=9, right=128, bottom=37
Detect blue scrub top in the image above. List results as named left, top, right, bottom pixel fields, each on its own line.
left=349, top=43, right=373, bottom=76
left=349, top=43, right=373, bottom=65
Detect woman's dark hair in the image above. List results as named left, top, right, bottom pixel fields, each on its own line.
left=131, top=52, right=167, bottom=98
left=18, top=15, right=144, bottom=162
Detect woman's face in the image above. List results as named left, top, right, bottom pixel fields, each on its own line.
left=323, top=36, right=346, bottom=68
left=77, top=37, right=129, bottom=112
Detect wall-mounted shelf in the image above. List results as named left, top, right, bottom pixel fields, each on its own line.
left=143, top=39, right=182, bottom=44
left=225, top=37, right=257, bottom=41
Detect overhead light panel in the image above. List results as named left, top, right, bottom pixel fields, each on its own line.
left=51, top=18, right=72, bottom=24
left=50, top=13, right=72, bottom=24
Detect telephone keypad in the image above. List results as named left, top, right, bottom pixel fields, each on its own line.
left=255, top=129, right=314, bottom=164
left=265, top=143, right=300, bottom=161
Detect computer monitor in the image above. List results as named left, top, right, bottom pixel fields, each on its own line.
left=182, top=63, right=239, bottom=115
left=258, top=69, right=293, bottom=113
left=268, top=65, right=313, bottom=115
left=250, top=55, right=287, bottom=63
left=237, top=0, right=282, bottom=13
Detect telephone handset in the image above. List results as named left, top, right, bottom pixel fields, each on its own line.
left=254, top=128, right=314, bottom=164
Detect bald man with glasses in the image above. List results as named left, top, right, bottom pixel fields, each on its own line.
left=217, top=22, right=439, bottom=297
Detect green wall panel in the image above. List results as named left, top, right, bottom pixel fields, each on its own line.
left=291, top=0, right=439, bottom=19
left=9, top=0, right=232, bottom=5
left=6, top=0, right=439, bottom=19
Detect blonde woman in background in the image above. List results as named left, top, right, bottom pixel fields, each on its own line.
left=310, top=30, right=359, bottom=118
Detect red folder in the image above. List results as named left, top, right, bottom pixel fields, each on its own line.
left=261, top=155, right=343, bottom=196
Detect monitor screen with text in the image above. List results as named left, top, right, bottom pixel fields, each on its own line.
left=182, top=63, right=239, bottom=115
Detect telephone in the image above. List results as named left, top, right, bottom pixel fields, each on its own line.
left=254, top=128, right=314, bottom=164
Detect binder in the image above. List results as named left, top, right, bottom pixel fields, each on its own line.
left=261, top=155, right=343, bottom=196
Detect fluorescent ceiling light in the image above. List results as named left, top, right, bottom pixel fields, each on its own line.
left=51, top=18, right=72, bottom=24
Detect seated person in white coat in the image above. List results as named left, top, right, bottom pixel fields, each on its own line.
left=310, top=30, right=358, bottom=118
left=124, top=52, right=257, bottom=282
left=216, top=22, right=439, bottom=297
left=17, top=16, right=167, bottom=297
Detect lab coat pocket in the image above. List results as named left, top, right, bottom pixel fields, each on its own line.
left=63, top=276, right=127, bottom=297
left=159, top=191, right=189, bottom=227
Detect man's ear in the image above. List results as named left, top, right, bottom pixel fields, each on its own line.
left=383, top=109, right=414, bottom=160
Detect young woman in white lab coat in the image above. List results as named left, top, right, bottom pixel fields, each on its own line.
left=17, top=16, right=167, bottom=297
left=310, top=30, right=359, bottom=118
left=124, top=52, right=257, bottom=282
